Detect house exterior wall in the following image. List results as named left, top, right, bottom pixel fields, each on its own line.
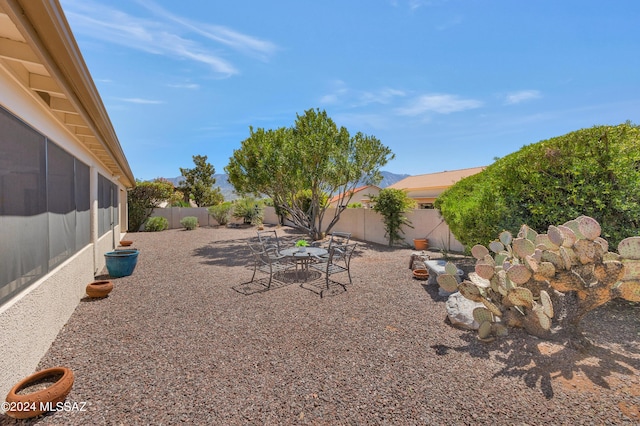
left=0, top=65, right=123, bottom=399
left=0, top=245, right=94, bottom=402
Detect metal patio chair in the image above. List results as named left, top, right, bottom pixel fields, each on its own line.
left=246, top=241, right=292, bottom=288
left=310, top=242, right=357, bottom=297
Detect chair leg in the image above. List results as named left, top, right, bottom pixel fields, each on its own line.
left=250, top=263, right=257, bottom=282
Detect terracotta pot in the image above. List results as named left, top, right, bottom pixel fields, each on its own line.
left=119, top=240, right=133, bottom=247
left=4, top=367, right=74, bottom=419
left=86, top=280, right=113, bottom=298
left=414, top=238, right=428, bottom=250
left=413, top=269, right=429, bottom=280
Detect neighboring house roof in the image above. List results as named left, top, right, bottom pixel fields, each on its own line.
left=388, top=166, right=486, bottom=191
left=328, top=185, right=380, bottom=204
left=0, top=0, right=135, bottom=187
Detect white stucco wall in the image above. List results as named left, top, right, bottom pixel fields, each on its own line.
left=0, top=62, right=125, bottom=403
left=0, top=245, right=94, bottom=400
left=260, top=206, right=464, bottom=252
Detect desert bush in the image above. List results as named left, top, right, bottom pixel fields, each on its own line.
left=144, top=216, right=169, bottom=232
left=208, top=202, right=234, bottom=226
left=436, top=123, right=640, bottom=249
left=233, top=197, right=264, bottom=225
left=180, top=216, right=198, bottom=230
left=371, top=188, right=416, bottom=246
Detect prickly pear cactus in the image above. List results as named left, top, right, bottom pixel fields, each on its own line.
left=438, top=215, right=640, bottom=343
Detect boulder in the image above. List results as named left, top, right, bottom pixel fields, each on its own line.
left=445, top=292, right=485, bottom=330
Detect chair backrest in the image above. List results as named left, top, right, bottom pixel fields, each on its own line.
left=247, top=241, right=280, bottom=266
left=257, top=230, right=280, bottom=251
left=328, top=231, right=351, bottom=250
left=328, top=242, right=357, bottom=268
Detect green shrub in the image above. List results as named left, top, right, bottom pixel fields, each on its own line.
left=436, top=122, right=640, bottom=249
left=144, top=216, right=169, bottom=232
left=347, top=202, right=363, bottom=208
left=180, top=216, right=198, bottom=230
left=371, top=188, right=416, bottom=246
left=233, top=197, right=265, bottom=225
left=208, top=202, right=234, bottom=226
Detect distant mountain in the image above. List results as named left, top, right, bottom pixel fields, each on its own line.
left=164, top=171, right=409, bottom=201
left=376, top=171, right=410, bottom=188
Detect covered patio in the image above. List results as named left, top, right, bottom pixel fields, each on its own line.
left=12, top=225, right=639, bottom=424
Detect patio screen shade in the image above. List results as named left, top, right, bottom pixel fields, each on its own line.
left=0, top=105, right=92, bottom=306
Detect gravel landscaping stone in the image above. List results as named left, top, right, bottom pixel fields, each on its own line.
left=2, top=225, right=638, bottom=425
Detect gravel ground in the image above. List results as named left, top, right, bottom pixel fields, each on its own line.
left=2, top=225, right=639, bottom=425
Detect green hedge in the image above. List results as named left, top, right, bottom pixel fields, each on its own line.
left=436, top=123, right=640, bottom=249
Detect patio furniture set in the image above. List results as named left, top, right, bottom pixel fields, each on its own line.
left=247, top=230, right=356, bottom=297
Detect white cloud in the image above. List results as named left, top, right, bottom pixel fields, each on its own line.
left=396, top=94, right=483, bottom=116
left=118, top=98, right=164, bottom=104
left=320, top=81, right=405, bottom=107
left=504, top=90, right=542, bottom=105
left=168, top=83, right=200, bottom=90
left=61, top=0, right=277, bottom=76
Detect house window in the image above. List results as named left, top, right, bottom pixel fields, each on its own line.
left=98, top=173, right=118, bottom=236
left=0, top=105, right=98, bottom=306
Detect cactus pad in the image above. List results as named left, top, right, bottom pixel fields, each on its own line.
left=573, top=239, right=601, bottom=265
left=444, top=262, right=459, bottom=276
left=475, top=263, right=495, bottom=280
left=437, top=274, right=459, bottom=293
left=506, top=287, right=534, bottom=308
left=473, top=307, right=493, bottom=324
left=562, top=219, right=585, bottom=240
left=618, top=237, right=640, bottom=260
left=576, top=215, right=601, bottom=240
left=481, top=298, right=503, bottom=317
left=615, top=280, right=640, bottom=302
left=478, top=320, right=493, bottom=339
left=513, top=237, right=536, bottom=258
left=557, top=225, right=577, bottom=247
left=534, top=261, right=556, bottom=279
left=547, top=225, right=565, bottom=247
left=459, top=280, right=483, bottom=302
left=539, top=290, right=554, bottom=318
left=471, top=244, right=490, bottom=260
left=489, top=240, right=505, bottom=253
left=621, top=259, right=640, bottom=281
left=507, top=264, right=532, bottom=284
left=534, top=306, right=552, bottom=331
left=499, top=231, right=513, bottom=246
left=535, top=234, right=558, bottom=250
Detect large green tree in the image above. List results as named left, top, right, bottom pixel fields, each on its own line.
left=127, top=179, right=174, bottom=232
left=178, top=155, right=223, bottom=207
left=435, top=123, right=640, bottom=249
left=225, top=108, right=394, bottom=239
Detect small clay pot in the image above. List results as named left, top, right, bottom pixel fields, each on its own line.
left=413, top=269, right=429, bottom=280
left=413, top=238, right=428, bottom=251
left=86, top=280, right=113, bottom=298
left=4, top=367, right=74, bottom=419
left=119, top=240, right=133, bottom=247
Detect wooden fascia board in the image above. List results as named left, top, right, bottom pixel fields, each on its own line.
left=4, top=0, right=135, bottom=188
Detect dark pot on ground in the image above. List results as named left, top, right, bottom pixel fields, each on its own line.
left=104, top=249, right=139, bottom=278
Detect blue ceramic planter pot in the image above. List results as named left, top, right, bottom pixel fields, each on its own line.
left=105, top=249, right=139, bottom=278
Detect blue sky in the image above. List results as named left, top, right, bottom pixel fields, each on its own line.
left=60, top=0, right=640, bottom=181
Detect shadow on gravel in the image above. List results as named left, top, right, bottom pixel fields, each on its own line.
left=193, top=238, right=252, bottom=267
left=431, top=321, right=640, bottom=400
